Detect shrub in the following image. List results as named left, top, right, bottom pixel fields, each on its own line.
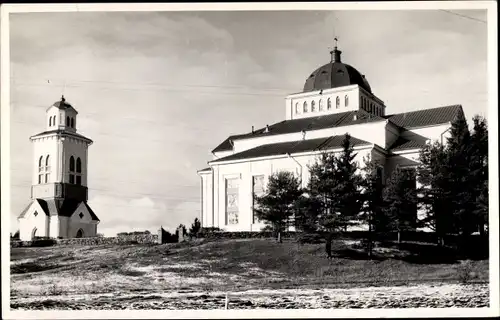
left=457, top=260, right=477, bottom=284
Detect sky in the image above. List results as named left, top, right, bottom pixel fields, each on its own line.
left=8, top=9, right=488, bottom=236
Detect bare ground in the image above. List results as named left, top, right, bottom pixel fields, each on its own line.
left=10, top=238, right=489, bottom=310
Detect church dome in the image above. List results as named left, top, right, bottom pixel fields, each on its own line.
left=303, top=47, right=372, bottom=93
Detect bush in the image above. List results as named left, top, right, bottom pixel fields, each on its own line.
left=297, top=233, right=324, bottom=244
left=457, top=260, right=477, bottom=284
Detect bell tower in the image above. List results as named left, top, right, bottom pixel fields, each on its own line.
left=30, top=96, right=93, bottom=201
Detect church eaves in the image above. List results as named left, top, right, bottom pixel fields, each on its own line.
left=385, top=104, right=463, bottom=129
left=210, top=135, right=371, bottom=164
left=212, top=109, right=384, bottom=153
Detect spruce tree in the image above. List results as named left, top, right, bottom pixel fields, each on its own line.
left=360, top=155, right=385, bottom=257
left=383, top=167, right=418, bottom=243
left=470, top=116, right=488, bottom=236
left=254, top=171, right=303, bottom=243
left=307, top=134, right=363, bottom=257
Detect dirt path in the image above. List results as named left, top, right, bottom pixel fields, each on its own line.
left=11, top=283, right=489, bottom=310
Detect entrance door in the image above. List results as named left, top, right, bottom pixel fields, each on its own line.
left=76, top=229, right=84, bottom=238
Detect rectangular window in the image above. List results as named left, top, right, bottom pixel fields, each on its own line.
left=38, top=174, right=43, bottom=184
left=225, top=178, right=239, bottom=225
left=252, top=175, right=265, bottom=224
left=45, top=174, right=49, bottom=183
left=76, top=175, right=82, bottom=185
left=69, top=174, right=75, bottom=184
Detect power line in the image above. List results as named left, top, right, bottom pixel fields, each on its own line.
left=12, top=82, right=289, bottom=98
left=12, top=77, right=296, bottom=92
left=439, top=9, right=487, bottom=24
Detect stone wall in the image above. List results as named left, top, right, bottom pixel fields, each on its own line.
left=10, top=234, right=159, bottom=248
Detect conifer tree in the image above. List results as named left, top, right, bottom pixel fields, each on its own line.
left=383, top=167, right=418, bottom=243
left=306, top=134, right=363, bottom=257
left=360, top=155, right=385, bottom=257
left=470, top=116, right=488, bottom=236
left=254, top=171, right=303, bottom=243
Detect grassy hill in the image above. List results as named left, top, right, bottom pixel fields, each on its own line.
left=10, top=238, right=489, bottom=309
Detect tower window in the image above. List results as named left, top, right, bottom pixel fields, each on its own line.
left=318, top=99, right=323, bottom=111
left=69, top=174, right=75, bottom=184
left=66, top=116, right=70, bottom=126
left=336, top=96, right=340, bottom=109
left=76, top=157, right=82, bottom=173
left=303, top=101, right=308, bottom=113
left=327, top=98, right=332, bottom=110
left=70, top=118, right=74, bottom=128
left=311, top=100, right=316, bottom=112
left=69, top=156, right=75, bottom=172
left=45, top=155, right=50, bottom=183
left=295, top=102, right=299, bottom=114
left=49, top=117, right=52, bottom=127
left=38, top=156, right=44, bottom=184
left=345, top=95, right=349, bottom=107
left=76, top=175, right=82, bottom=185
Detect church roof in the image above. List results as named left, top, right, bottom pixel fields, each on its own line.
left=211, top=135, right=371, bottom=163
left=30, top=129, right=93, bottom=144
left=212, top=110, right=384, bottom=153
left=18, top=199, right=99, bottom=221
left=303, top=48, right=372, bottom=93
left=385, top=104, right=462, bottom=129
left=213, top=105, right=463, bottom=154
left=389, top=135, right=429, bottom=151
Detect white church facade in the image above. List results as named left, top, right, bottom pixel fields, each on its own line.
left=18, top=96, right=99, bottom=241
left=197, top=45, right=464, bottom=232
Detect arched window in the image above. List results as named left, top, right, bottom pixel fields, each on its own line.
left=311, top=100, right=316, bottom=112
left=45, top=155, right=50, bottom=183
left=76, top=158, right=82, bottom=173
left=69, top=156, right=75, bottom=184
left=303, top=101, right=308, bottom=113
left=70, top=118, right=74, bottom=128
left=53, top=116, right=56, bottom=126
left=345, top=95, right=349, bottom=107
left=31, top=228, right=38, bottom=240
left=38, top=156, right=44, bottom=184
left=327, top=98, right=332, bottom=110
left=66, top=116, right=70, bottom=126
left=295, top=102, right=300, bottom=114
left=318, top=99, right=323, bottom=111
left=49, top=117, right=52, bottom=127
left=336, top=96, right=340, bottom=109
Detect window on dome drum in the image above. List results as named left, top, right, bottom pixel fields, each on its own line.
left=318, top=99, right=323, bottom=111
left=252, top=175, right=265, bottom=224
left=311, top=100, right=316, bottom=112
left=303, top=101, right=308, bottom=113
left=70, top=118, right=74, bottom=128
left=225, top=178, right=239, bottom=225
left=49, top=117, right=52, bottom=127
left=345, top=95, right=349, bottom=107
left=327, top=98, right=332, bottom=110
left=295, top=102, right=300, bottom=114
left=66, top=116, right=70, bottom=126
left=336, top=96, right=340, bottom=109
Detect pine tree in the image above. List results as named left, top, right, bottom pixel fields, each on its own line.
left=360, top=155, right=385, bottom=257
left=254, top=171, right=303, bottom=243
left=383, top=167, right=418, bottom=243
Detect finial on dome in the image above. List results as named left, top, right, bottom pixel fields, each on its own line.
left=61, top=95, right=65, bottom=102
left=329, top=37, right=342, bottom=63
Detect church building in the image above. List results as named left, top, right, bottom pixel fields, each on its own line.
left=197, top=45, right=464, bottom=232
left=18, top=96, right=99, bottom=241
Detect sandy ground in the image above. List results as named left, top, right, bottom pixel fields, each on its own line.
left=11, top=283, right=489, bottom=310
